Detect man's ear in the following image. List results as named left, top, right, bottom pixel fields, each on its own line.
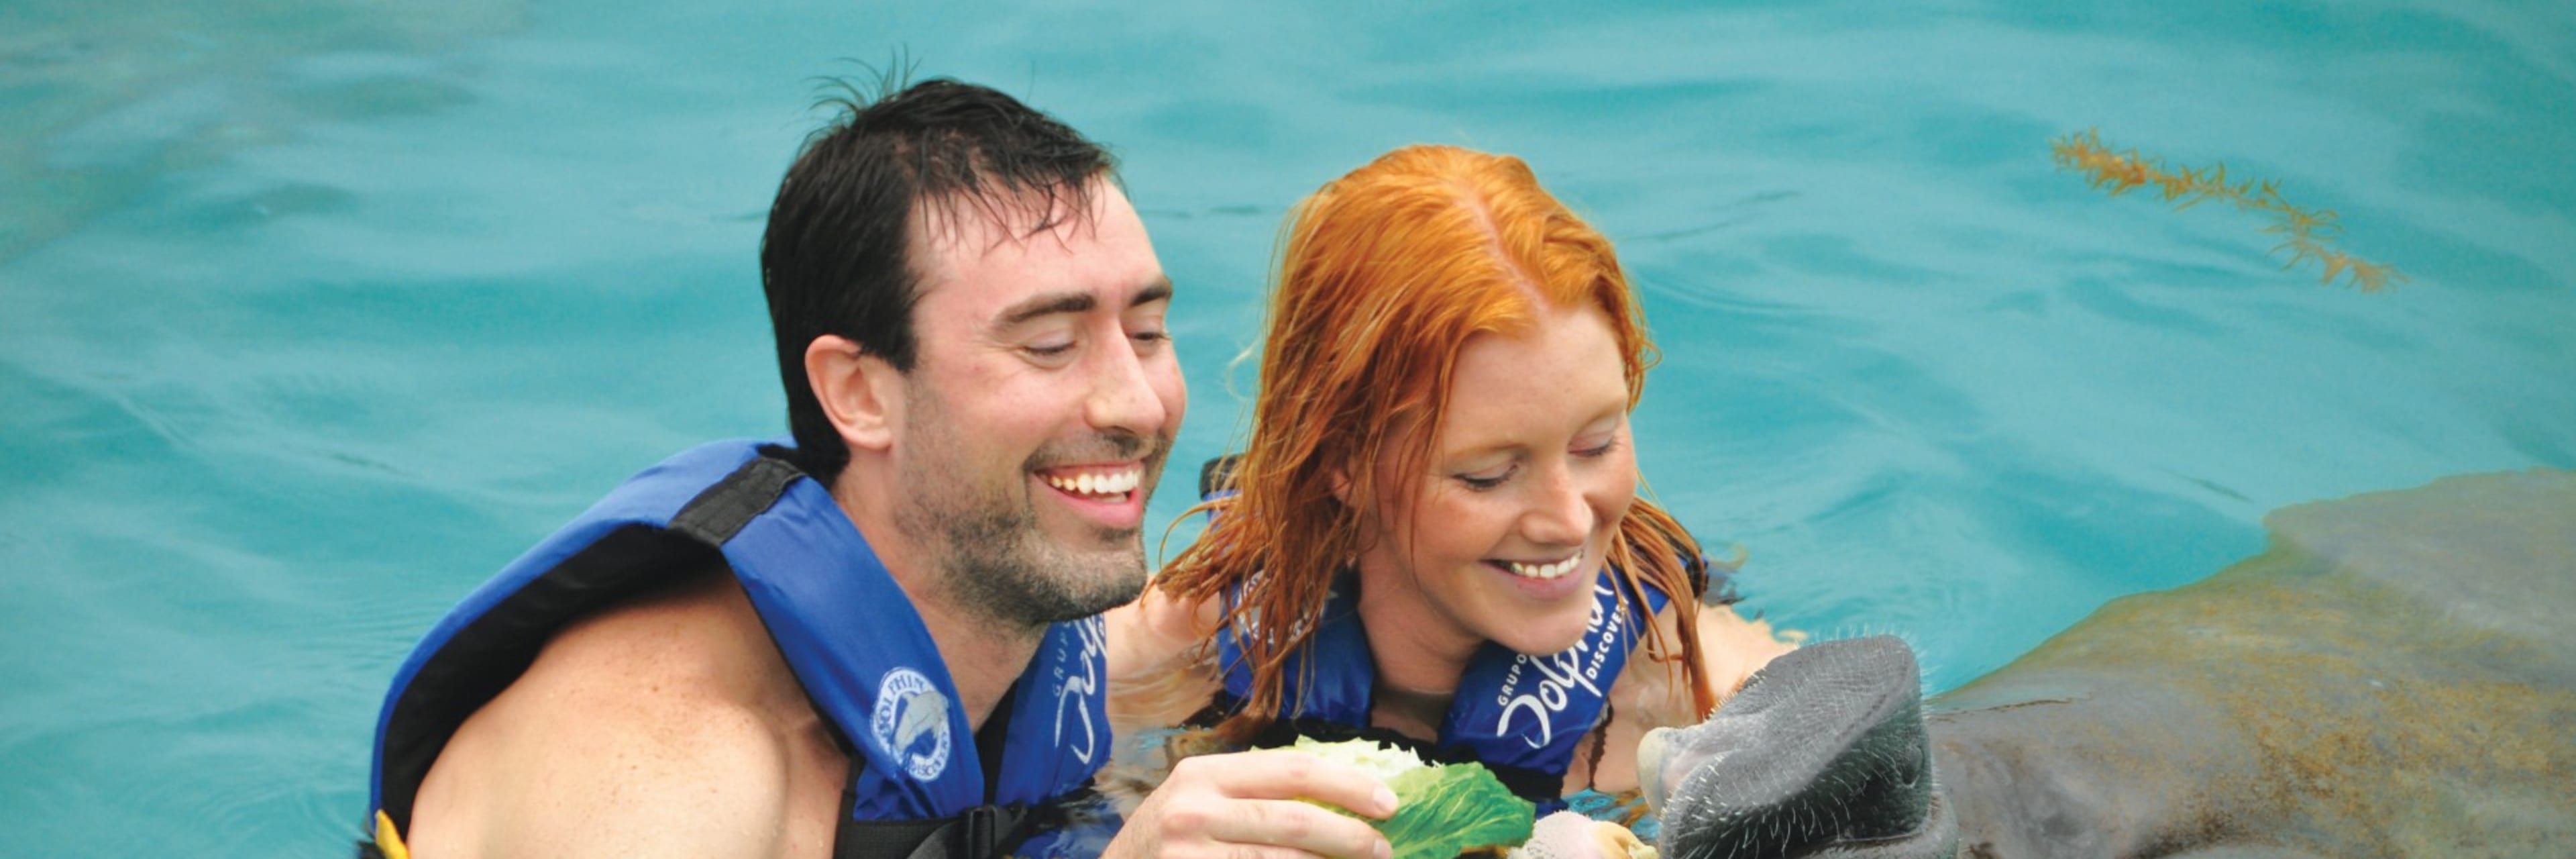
left=805, top=335, right=902, bottom=453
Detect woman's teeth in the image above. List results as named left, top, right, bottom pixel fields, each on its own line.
left=1504, top=554, right=1582, bottom=580
left=1045, top=468, right=1140, bottom=499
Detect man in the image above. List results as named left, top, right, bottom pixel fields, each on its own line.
left=364, top=79, right=1395, bottom=859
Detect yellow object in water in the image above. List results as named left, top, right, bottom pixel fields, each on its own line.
left=2050, top=129, right=2407, bottom=292
left=373, top=811, right=411, bottom=859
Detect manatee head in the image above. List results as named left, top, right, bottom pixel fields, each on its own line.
left=1641, top=636, right=1957, bottom=859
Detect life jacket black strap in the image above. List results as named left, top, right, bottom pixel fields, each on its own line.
left=670, top=452, right=804, bottom=544
left=832, top=802, right=1031, bottom=859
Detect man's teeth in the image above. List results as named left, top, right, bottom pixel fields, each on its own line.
left=1505, top=554, right=1582, bottom=580
left=1045, top=469, right=1141, bottom=497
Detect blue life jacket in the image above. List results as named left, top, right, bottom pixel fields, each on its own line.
left=1214, top=570, right=1669, bottom=814
left=365, top=440, right=1114, bottom=859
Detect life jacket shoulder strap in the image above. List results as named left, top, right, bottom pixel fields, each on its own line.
left=671, top=454, right=802, bottom=544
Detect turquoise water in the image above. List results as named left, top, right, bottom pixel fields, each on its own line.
left=3, top=1, right=2571, bottom=854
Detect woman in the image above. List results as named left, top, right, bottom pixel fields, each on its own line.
left=1108, top=145, right=1794, bottom=811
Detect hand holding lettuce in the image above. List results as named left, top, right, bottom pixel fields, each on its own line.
left=1099, top=748, right=1395, bottom=859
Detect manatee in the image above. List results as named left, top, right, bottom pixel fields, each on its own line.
left=1644, top=469, right=2576, bottom=858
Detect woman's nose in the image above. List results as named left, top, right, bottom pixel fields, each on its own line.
left=1521, top=460, right=1595, bottom=546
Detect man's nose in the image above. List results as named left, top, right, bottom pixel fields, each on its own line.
left=1085, top=340, right=1169, bottom=437
left=1522, top=460, right=1595, bottom=546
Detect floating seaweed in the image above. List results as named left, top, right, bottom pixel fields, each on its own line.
left=2050, top=129, right=2407, bottom=292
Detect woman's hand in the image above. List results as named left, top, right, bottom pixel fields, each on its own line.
left=1103, top=590, right=1228, bottom=732
left=1102, top=589, right=1225, bottom=682
left=1102, top=749, right=1399, bottom=859
left=1511, top=811, right=1648, bottom=859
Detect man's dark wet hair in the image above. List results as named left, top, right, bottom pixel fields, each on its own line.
left=760, top=77, right=1118, bottom=479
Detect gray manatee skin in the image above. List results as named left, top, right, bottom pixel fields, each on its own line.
left=1646, top=636, right=1957, bottom=859
left=1655, top=469, right=2576, bottom=859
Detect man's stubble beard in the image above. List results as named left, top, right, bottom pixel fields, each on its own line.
left=892, top=387, right=1162, bottom=629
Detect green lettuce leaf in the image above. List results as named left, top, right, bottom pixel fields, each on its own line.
left=1291, top=738, right=1535, bottom=859
left=1380, top=760, right=1534, bottom=859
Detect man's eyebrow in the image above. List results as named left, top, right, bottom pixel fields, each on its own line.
left=996, top=279, right=1174, bottom=328
left=997, top=292, right=1097, bottom=327
left=1132, top=279, right=1173, bottom=307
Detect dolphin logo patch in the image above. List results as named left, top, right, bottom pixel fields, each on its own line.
left=869, top=667, right=951, bottom=781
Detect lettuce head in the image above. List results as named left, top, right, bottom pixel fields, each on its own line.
left=1291, top=737, right=1535, bottom=859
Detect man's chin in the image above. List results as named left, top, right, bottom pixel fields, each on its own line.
left=1065, top=546, right=1151, bottom=601
left=1031, top=515, right=1144, bottom=566
left=1008, top=538, right=1150, bottom=622
left=1028, top=567, right=1150, bottom=623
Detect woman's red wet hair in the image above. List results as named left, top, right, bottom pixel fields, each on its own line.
left=1156, top=145, right=1723, bottom=742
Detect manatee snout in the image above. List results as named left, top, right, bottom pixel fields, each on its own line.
left=1642, top=636, right=1957, bottom=859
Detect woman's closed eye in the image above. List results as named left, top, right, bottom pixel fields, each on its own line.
left=1456, top=462, right=1516, bottom=491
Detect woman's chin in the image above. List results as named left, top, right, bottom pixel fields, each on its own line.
left=1487, top=613, right=1595, bottom=657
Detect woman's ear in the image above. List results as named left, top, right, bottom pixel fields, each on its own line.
left=1328, top=464, right=1353, bottom=505
left=805, top=334, right=901, bottom=453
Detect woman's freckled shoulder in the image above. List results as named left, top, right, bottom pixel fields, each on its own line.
left=1691, top=602, right=1799, bottom=701
left=1613, top=601, right=1799, bottom=723
left=1605, top=642, right=1697, bottom=729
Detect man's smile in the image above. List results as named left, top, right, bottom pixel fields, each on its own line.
left=1038, top=464, right=1144, bottom=501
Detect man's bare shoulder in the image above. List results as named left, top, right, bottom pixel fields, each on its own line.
left=406, top=571, right=844, bottom=859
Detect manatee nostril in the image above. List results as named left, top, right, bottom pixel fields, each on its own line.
left=1638, top=727, right=1674, bottom=813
